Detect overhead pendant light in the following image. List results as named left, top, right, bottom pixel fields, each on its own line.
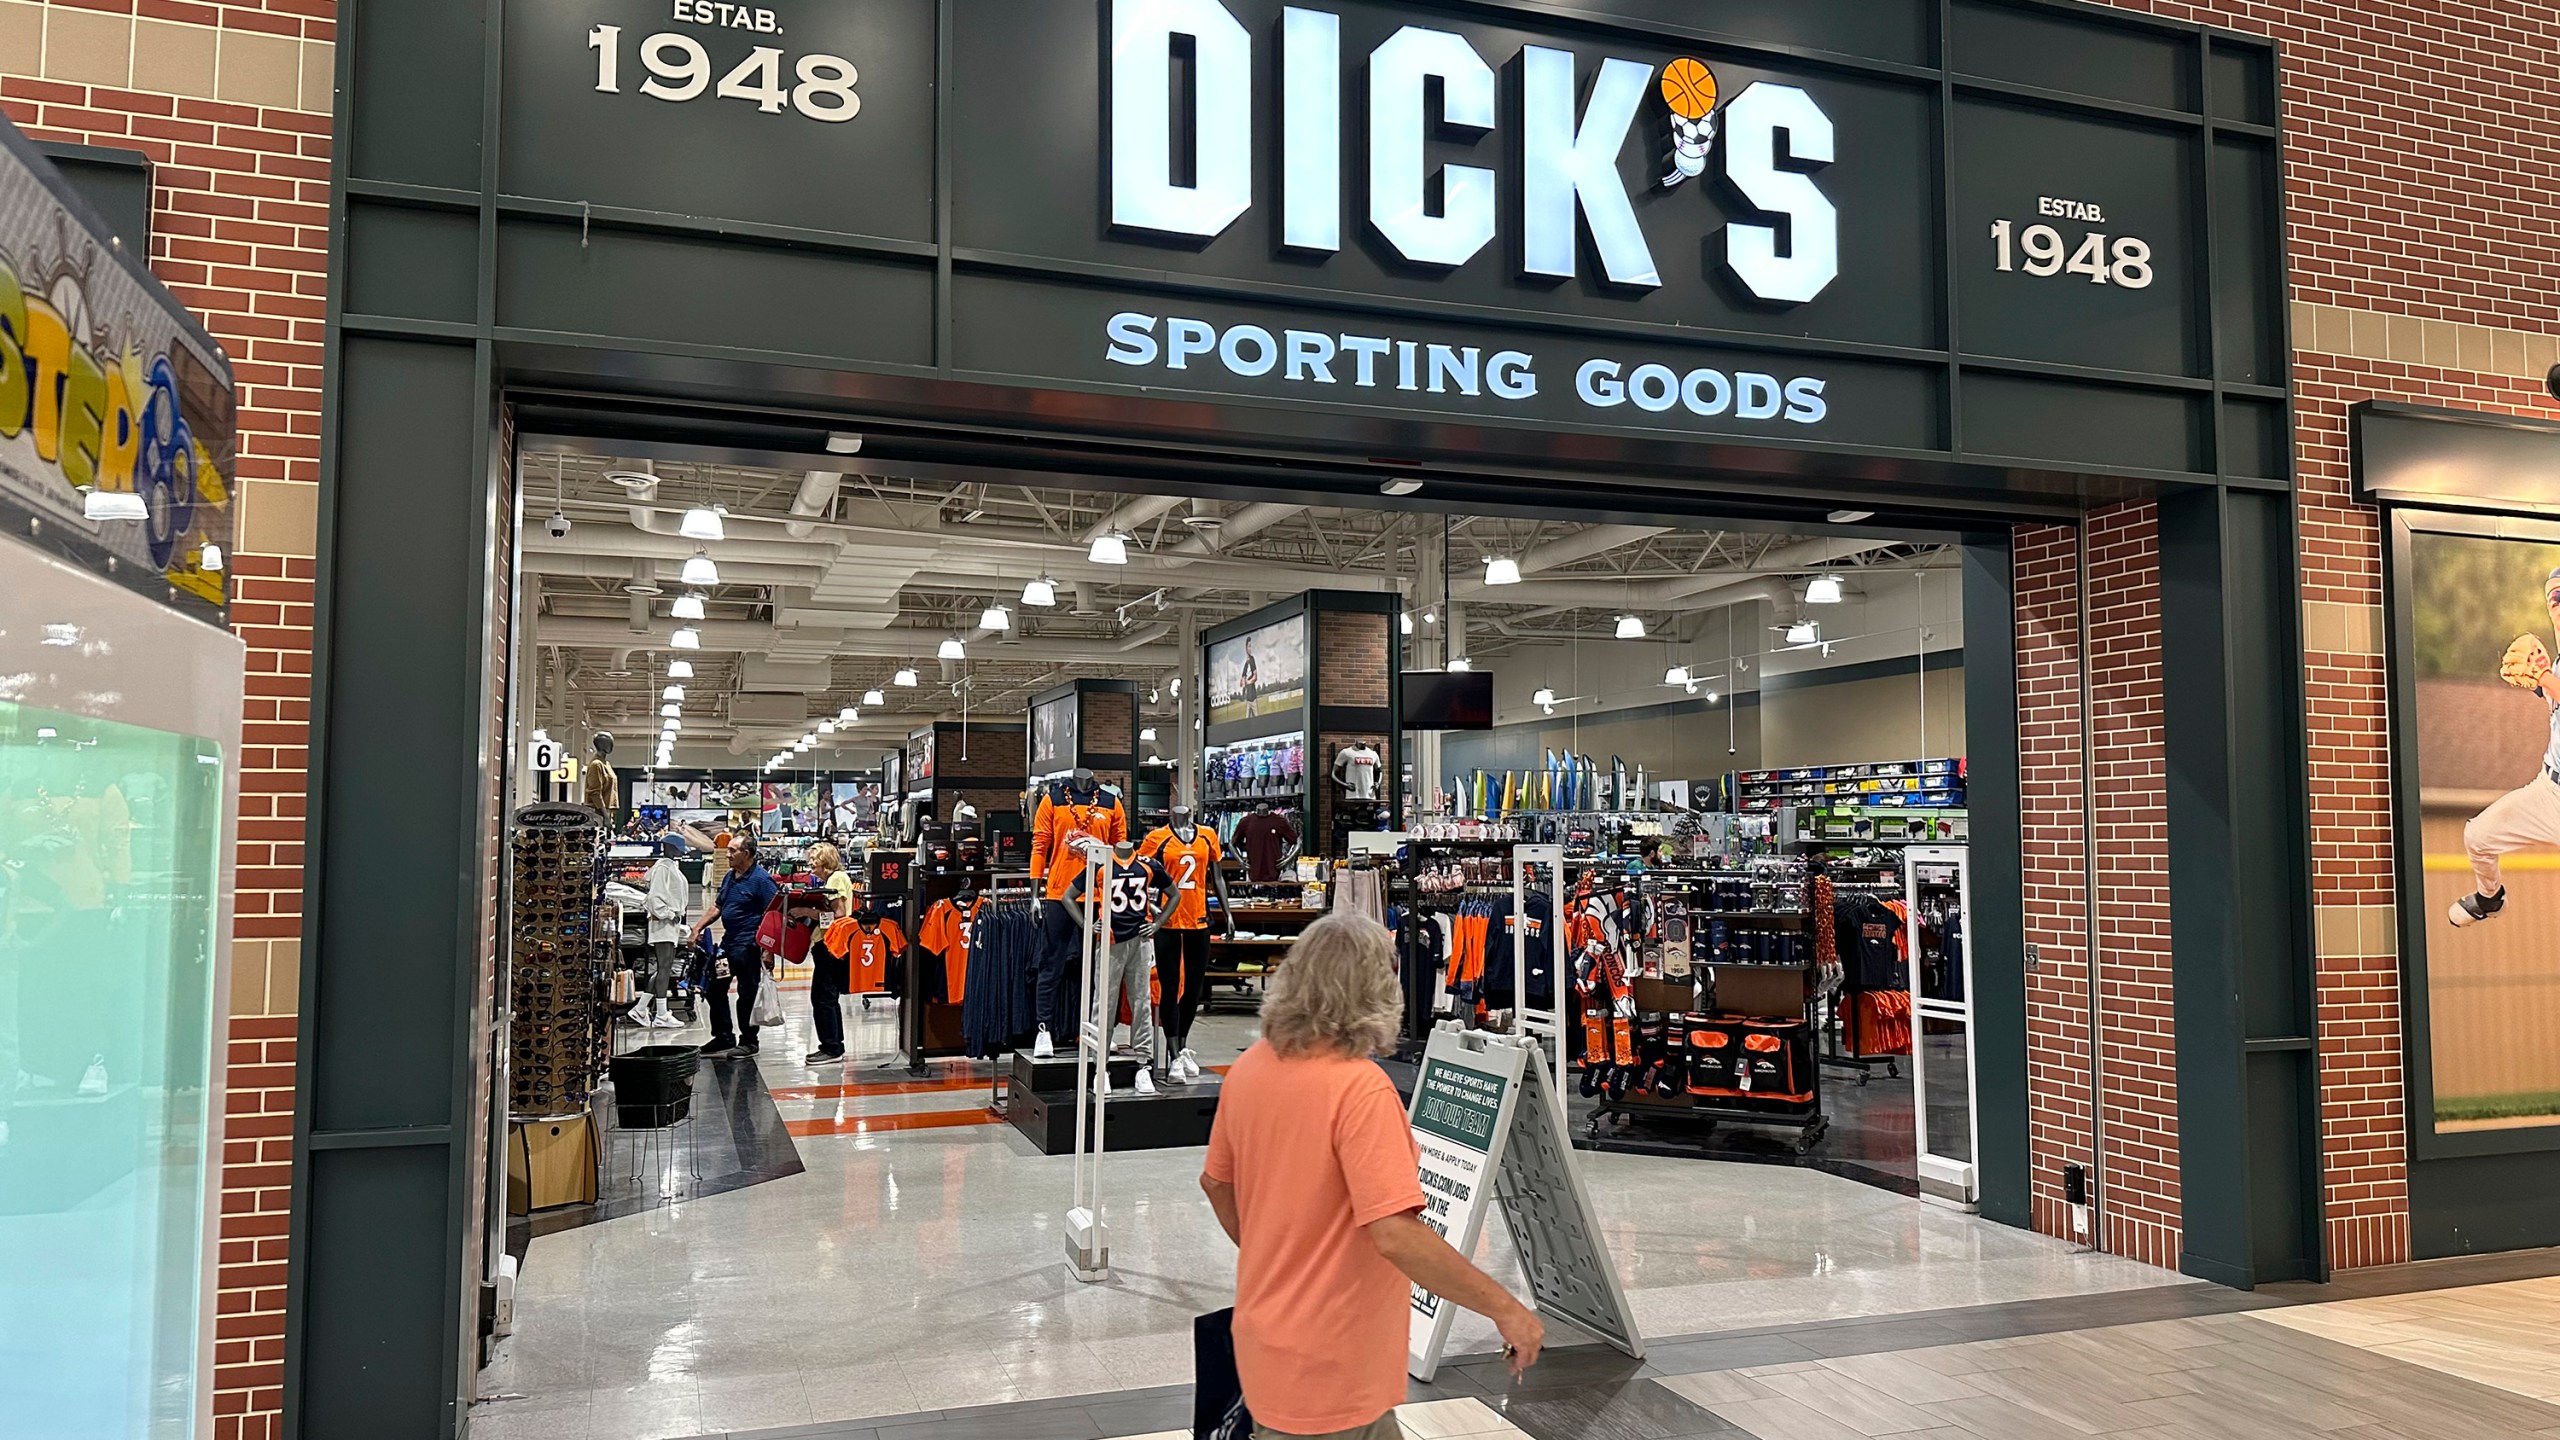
left=826, top=431, right=865, bottom=455
left=670, top=626, right=701, bottom=649
left=801, top=732, right=818, bottom=746
left=1484, top=556, right=1522, bottom=587
left=862, top=688, right=886, bottom=706
left=1827, top=509, right=1875, bottom=526
left=1379, top=477, right=1425, bottom=498
left=1805, top=575, right=1845, bottom=605
left=1400, top=612, right=1415, bottom=636
left=938, top=637, right=967, bottom=661
left=681, top=550, right=719, bottom=587
left=893, top=668, right=918, bottom=688
left=1168, top=678, right=1181, bottom=697
left=1615, top=614, right=1647, bottom=640
left=818, top=719, right=837, bottom=735
left=978, top=602, right=1012, bottom=631
left=84, top=488, right=147, bottom=521
left=1140, top=728, right=1158, bottom=743
left=794, top=739, right=813, bottom=753
left=1664, top=665, right=1692, bottom=687
left=667, top=658, right=694, bottom=679
left=1705, top=689, right=1721, bottom=703
left=838, top=706, right=858, bottom=723
left=660, top=703, right=681, bottom=718
left=1422, top=608, right=1437, bottom=626
left=670, top=591, right=707, bottom=621
left=1089, top=530, right=1130, bottom=565
left=199, top=542, right=225, bottom=572
left=1022, top=576, right=1058, bottom=608
left=1446, top=656, right=1473, bottom=673
left=1532, top=687, right=1557, bottom=707
left=679, top=506, right=726, bottom=542
left=1787, top=620, right=1820, bottom=645
left=662, top=684, right=685, bottom=701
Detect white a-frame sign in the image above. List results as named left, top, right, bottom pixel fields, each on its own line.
left=1405, top=1026, right=1643, bottom=1381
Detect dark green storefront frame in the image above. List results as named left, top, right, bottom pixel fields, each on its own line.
left=289, top=1, right=2328, bottom=1434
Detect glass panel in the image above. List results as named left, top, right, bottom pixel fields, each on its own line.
left=1920, top=1021, right=1974, bottom=1165
left=0, top=700, right=226, bottom=1439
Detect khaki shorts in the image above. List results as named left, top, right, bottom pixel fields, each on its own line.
left=1254, top=1416, right=1402, bottom=1440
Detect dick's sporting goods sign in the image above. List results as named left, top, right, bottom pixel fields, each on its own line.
left=491, top=0, right=2284, bottom=480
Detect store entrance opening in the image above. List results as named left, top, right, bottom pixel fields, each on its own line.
left=469, top=425, right=2175, bottom=1436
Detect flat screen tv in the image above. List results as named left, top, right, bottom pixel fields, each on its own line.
left=1402, top=671, right=1493, bottom=730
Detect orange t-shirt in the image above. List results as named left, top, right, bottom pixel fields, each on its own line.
left=1202, top=1043, right=1426, bottom=1435
left=1137, top=827, right=1222, bottom=930
left=917, top=896, right=988, bottom=1003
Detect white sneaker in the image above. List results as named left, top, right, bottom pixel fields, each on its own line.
left=1135, top=1067, right=1158, bottom=1096
left=627, top=999, right=654, bottom=1025
left=649, top=1002, right=683, bottom=1029
left=79, top=1055, right=108, bottom=1097
left=1179, top=1049, right=1201, bottom=1082
left=1033, top=1027, right=1055, bottom=1059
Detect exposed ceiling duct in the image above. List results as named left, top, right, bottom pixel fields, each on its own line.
left=785, top=470, right=843, bottom=539
left=1453, top=537, right=1905, bottom=609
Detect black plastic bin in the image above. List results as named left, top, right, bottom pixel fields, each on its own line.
left=610, top=1045, right=700, bottom=1129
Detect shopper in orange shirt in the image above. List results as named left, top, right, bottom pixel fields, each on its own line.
left=1200, top=915, right=1542, bottom=1438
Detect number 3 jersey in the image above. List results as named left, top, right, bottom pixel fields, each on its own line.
left=1135, top=826, right=1222, bottom=930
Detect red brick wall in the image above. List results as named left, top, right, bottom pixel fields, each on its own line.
left=3, top=5, right=331, bottom=1434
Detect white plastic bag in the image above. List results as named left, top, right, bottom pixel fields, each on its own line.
left=750, top=961, right=784, bottom=1029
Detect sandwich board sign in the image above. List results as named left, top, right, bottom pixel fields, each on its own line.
left=1406, top=1026, right=1642, bottom=1381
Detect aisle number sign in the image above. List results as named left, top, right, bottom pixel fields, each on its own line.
left=1404, top=1028, right=1641, bottom=1381
left=528, top=737, right=564, bottom=776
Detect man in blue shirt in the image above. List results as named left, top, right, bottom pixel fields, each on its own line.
left=693, top=839, right=779, bottom=1057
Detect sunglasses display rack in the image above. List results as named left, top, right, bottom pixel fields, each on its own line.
left=510, top=805, right=612, bottom=1116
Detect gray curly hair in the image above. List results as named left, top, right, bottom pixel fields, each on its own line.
left=1261, top=913, right=1402, bottom=1058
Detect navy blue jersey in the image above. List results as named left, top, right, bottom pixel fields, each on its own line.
left=1098, top=857, right=1172, bottom=941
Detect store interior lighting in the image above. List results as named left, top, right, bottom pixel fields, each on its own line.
left=670, top=592, right=707, bottom=621
left=199, top=543, right=224, bottom=572
left=825, top=432, right=864, bottom=455
left=1139, top=728, right=1158, bottom=742
left=862, top=688, right=886, bottom=706
left=1022, top=576, right=1058, bottom=608
left=937, top=637, right=967, bottom=660
left=679, top=506, right=726, bottom=542
left=1532, top=687, right=1557, bottom=707
left=660, top=703, right=681, bottom=718
left=978, top=602, right=1011, bottom=631
left=662, top=685, right=684, bottom=701
left=1787, top=620, right=1820, bottom=645
left=1379, top=477, right=1424, bottom=497
left=1616, top=614, right=1647, bottom=639
left=818, top=719, right=837, bottom=735
left=1446, top=656, right=1473, bottom=672
left=1089, top=530, right=1130, bottom=565
left=1664, top=665, right=1691, bottom=687
left=681, top=550, right=720, bottom=587
left=1827, top=509, right=1875, bottom=525
left=670, top=626, right=701, bottom=649
left=667, top=658, right=694, bottom=679
left=1484, top=555, right=1522, bottom=586
left=1400, top=612, right=1414, bottom=635
left=893, top=668, right=918, bottom=687
left=1805, top=575, right=1845, bottom=604
left=838, top=706, right=858, bottom=722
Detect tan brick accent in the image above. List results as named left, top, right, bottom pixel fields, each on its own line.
left=5, top=5, right=329, bottom=1430
left=7, top=0, right=332, bottom=111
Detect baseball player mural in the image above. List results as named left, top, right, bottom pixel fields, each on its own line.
left=2449, top=566, right=2560, bottom=927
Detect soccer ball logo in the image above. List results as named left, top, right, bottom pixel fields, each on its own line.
left=1660, top=57, right=1720, bottom=189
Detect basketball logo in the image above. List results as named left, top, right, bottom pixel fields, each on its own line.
left=1659, top=57, right=1722, bottom=190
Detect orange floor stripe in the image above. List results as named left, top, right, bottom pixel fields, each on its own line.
left=784, top=1109, right=999, bottom=1137
left=768, top=1074, right=995, bottom=1101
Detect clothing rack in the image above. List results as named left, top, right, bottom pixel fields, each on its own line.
left=974, top=876, right=1040, bottom=1114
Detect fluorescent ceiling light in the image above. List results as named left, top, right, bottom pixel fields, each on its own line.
left=1379, top=477, right=1424, bottom=497
left=84, top=489, right=147, bottom=521
left=978, top=603, right=1011, bottom=631
left=670, top=592, right=707, bottom=621
left=1787, top=620, right=1820, bottom=645
left=670, top=626, right=701, bottom=649
left=199, top=543, right=224, bottom=572
left=892, top=668, right=918, bottom=688
left=1531, top=687, right=1557, bottom=707
left=1615, top=615, right=1647, bottom=640
left=1446, top=657, right=1473, bottom=672
left=938, top=637, right=967, bottom=660
left=1826, top=509, right=1875, bottom=525
left=679, top=506, right=725, bottom=542
left=825, top=431, right=864, bottom=455
left=662, top=685, right=685, bottom=701
left=1484, top=556, right=1522, bottom=586
left=1665, top=665, right=1691, bottom=687
left=668, top=659, right=694, bottom=679
left=1089, top=531, right=1130, bottom=565
left=681, top=550, right=719, bottom=587
left=1805, top=575, right=1845, bottom=605
left=862, top=688, right=886, bottom=706
left=1022, top=576, right=1058, bottom=608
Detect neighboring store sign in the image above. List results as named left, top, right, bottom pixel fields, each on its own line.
left=1405, top=1028, right=1640, bottom=1381
left=484, top=0, right=2284, bottom=481
left=0, top=119, right=235, bottom=624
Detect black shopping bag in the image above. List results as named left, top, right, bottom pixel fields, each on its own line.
left=1193, top=1308, right=1254, bottom=1440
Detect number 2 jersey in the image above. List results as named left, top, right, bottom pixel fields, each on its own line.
left=1135, top=826, right=1222, bottom=930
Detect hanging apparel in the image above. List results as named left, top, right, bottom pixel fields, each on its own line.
left=1233, top=809, right=1298, bottom=883
left=819, top=914, right=907, bottom=995
left=959, top=900, right=1041, bottom=1058
left=1480, top=893, right=1555, bottom=1010
left=1849, top=990, right=1913, bottom=1058
left=1136, top=826, right=1223, bottom=929
left=1030, top=779, right=1128, bottom=902
left=1835, top=896, right=1905, bottom=990
left=919, top=895, right=991, bottom=1005
left=1333, top=867, right=1386, bottom=927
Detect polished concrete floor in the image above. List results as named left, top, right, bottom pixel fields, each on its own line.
left=472, top=983, right=2177, bottom=1440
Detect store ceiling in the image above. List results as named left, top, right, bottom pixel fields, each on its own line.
left=517, top=448, right=1949, bottom=761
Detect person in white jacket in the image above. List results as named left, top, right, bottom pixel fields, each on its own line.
left=635, top=835, right=694, bottom=1028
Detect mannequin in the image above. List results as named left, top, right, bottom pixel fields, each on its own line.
left=1028, top=767, right=1128, bottom=1055
left=1137, top=804, right=1233, bottom=1082
left=1232, top=798, right=1296, bottom=884
left=1067, top=835, right=1175, bottom=1093
left=583, top=731, right=622, bottom=815
left=1332, top=741, right=1382, bottom=802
